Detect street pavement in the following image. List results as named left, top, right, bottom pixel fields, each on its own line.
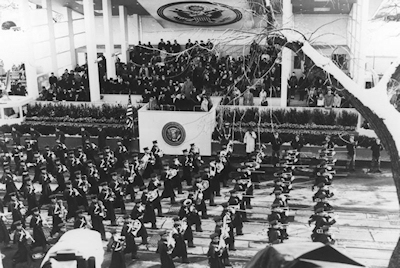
left=0, top=159, right=398, bottom=268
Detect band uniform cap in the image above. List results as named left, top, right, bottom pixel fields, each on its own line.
left=13, top=220, right=22, bottom=226
left=110, top=228, right=117, bottom=234
left=56, top=139, right=61, bottom=143
left=210, top=233, right=219, bottom=239
left=190, top=143, right=195, bottom=146
left=152, top=140, right=158, bottom=144
left=123, top=214, right=131, bottom=220
left=271, top=203, right=280, bottom=209
left=183, top=199, right=192, bottom=206
left=213, top=216, right=222, bottom=222
left=76, top=209, right=84, bottom=214
left=100, top=182, right=108, bottom=186
left=65, top=181, right=72, bottom=185
left=172, top=216, right=180, bottom=222
left=68, top=150, right=75, bottom=155
left=221, top=202, right=228, bottom=208
left=182, top=149, right=188, bottom=153
left=22, top=171, right=29, bottom=177
left=315, top=207, right=324, bottom=214
left=229, top=189, right=237, bottom=194
left=87, top=159, right=93, bottom=164
left=143, top=147, right=149, bottom=151
left=74, top=170, right=81, bottom=175
left=111, top=171, right=118, bottom=176
left=58, top=222, right=66, bottom=228
left=9, top=192, right=16, bottom=197
left=270, top=220, right=279, bottom=226
left=23, top=176, right=31, bottom=182
left=49, top=194, right=57, bottom=199
left=89, top=194, right=98, bottom=200
left=31, top=207, right=39, bottom=213
left=40, top=165, right=47, bottom=170
left=159, top=230, right=167, bottom=236
left=55, top=193, right=63, bottom=199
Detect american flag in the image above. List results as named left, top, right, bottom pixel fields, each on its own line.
left=126, top=94, right=134, bottom=129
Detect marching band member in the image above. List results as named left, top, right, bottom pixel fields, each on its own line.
left=98, top=182, right=117, bottom=226
left=64, top=181, right=80, bottom=220
left=38, top=166, right=54, bottom=206
left=29, top=207, right=48, bottom=252
left=115, top=140, right=128, bottom=168
left=11, top=220, right=33, bottom=268
left=171, top=156, right=183, bottom=194
left=8, top=192, right=26, bottom=228
left=53, top=158, right=68, bottom=193
left=220, top=204, right=237, bottom=252
left=213, top=216, right=231, bottom=266
left=48, top=194, right=65, bottom=237
left=88, top=195, right=106, bottom=240
left=189, top=143, right=202, bottom=174
left=147, top=173, right=163, bottom=216
left=109, top=235, right=126, bottom=268
left=202, top=166, right=216, bottom=206
left=0, top=203, right=10, bottom=248
left=234, top=172, right=254, bottom=209
left=178, top=199, right=203, bottom=233
left=11, top=144, right=22, bottom=174
left=268, top=220, right=283, bottom=244
left=156, top=230, right=175, bottom=268
left=86, top=160, right=100, bottom=195
left=173, top=213, right=195, bottom=248
left=76, top=146, right=88, bottom=168
left=170, top=217, right=190, bottom=263
left=31, top=151, right=46, bottom=184
left=2, top=166, right=19, bottom=203
left=29, top=127, right=40, bottom=151
left=141, top=147, right=155, bottom=179
left=151, top=140, right=164, bottom=172
left=227, top=190, right=246, bottom=229
left=84, top=139, right=98, bottom=162
left=97, top=152, right=110, bottom=183
left=180, top=149, right=193, bottom=186
left=44, top=145, right=56, bottom=174
left=192, top=175, right=209, bottom=219
left=313, top=192, right=334, bottom=213
left=207, top=233, right=225, bottom=268
left=21, top=178, right=38, bottom=217
left=66, top=150, right=81, bottom=182
left=130, top=202, right=149, bottom=244
left=121, top=215, right=139, bottom=260
left=104, top=146, right=118, bottom=172
left=53, top=139, right=67, bottom=165
left=132, top=154, right=145, bottom=187
left=73, top=209, right=91, bottom=229
left=122, top=160, right=136, bottom=202
left=24, top=138, right=34, bottom=163
left=109, top=171, right=126, bottom=214
left=268, top=203, right=289, bottom=240
left=161, top=164, right=177, bottom=204
left=73, top=172, right=89, bottom=210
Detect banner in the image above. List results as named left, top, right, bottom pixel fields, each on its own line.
left=137, top=0, right=254, bottom=29
left=138, top=104, right=217, bottom=156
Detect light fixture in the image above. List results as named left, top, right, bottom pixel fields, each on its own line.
left=314, top=7, right=331, bottom=12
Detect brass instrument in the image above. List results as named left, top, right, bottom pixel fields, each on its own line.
left=21, top=228, right=35, bottom=244
left=166, top=229, right=176, bottom=254
left=127, top=219, right=142, bottom=237
left=147, top=189, right=159, bottom=202
left=216, top=161, right=224, bottom=173
left=94, top=201, right=107, bottom=218
left=210, top=161, right=217, bottom=177
left=166, top=168, right=178, bottom=180
left=194, top=180, right=209, bottom=205
left=173, top=158, right=182, bottom=167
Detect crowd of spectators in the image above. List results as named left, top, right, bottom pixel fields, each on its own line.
left=0, top=64, right=27, bottom=96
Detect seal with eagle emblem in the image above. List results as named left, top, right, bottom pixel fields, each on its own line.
left=157, top=1, right=242, bottom=27
left=162, top=122, right=186, bottom=146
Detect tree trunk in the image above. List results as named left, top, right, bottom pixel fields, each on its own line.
left=342, top=89, right=400, bottom=268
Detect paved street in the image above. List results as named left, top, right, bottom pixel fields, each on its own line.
left=0, top=158, right=398, bottom=268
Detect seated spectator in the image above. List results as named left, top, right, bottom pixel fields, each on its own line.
left=324, top=89, right=334, bottom=108
left=333, top=92, right=342, bottom=108
left=243, top=88, right=254, bottom=106
left=308, top=91, right=317, bottom=107
left=316, top=93, right=325, bottom=107
left=182, top=77, right=194, bottom=99
left=148, top=96, right=160, bottom=110
left=260, top=88, right=268, bottom=106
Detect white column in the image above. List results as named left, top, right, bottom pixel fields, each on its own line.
left=44, top=0, right=58, bottom=73
left=83, top=0, right=101, bottom=101
left=356, top=0, right=369, bottom=88
left=19, top=0, right=39, bottom=98
left=102, top=0, right=116, bottom=79
left=280, top=0, right=294, bottom=107
left=66, top=8, right=77, bottom=69
left=119, top=5, right=129, bottom=63
left=132, top=14, right=141, bottom=44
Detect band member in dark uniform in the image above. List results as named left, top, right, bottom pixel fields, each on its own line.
left=64, top=181, right=79, bottom=220
left=11, top=220, right=33, bottom=268
left=156, top=230, right=175, bottom=268
left=115, top=141, right=128, bottom=169
left=73, top=209, right=90, bottom=229
left=88, top=195, right=106, bottom=240
left=98, top=182, right=117, bottom=226
left=132, top=155, right=145, bottom=187
left=142, top=147, right=155, bottom=180
left=171, top=156, right=183, bottom=194
left=161, top=164, right=176, bottom=204
left=53, top=139, right=67, bottom=165
left=30, top=207, right=48, bottom=252
left=181, top=149, right=193, bottom=186
left=147, top=174, right=163, bottom=216
left=48, top=194, right=64, bottom=237
left=109, top=235, right=126, bottom=268
left=109, top=172, right=126, bottom=214
left=172, top=215, right=195, bottom=249
left=170, top=218, right=190, bottom=263
left=207, top=233, right=225, bottom=268
left=53, top=158, right=68, bottom=193
left=8, top=192, right=25, bottom=228
left=38, top=166, right=53, bottom=206
left=151, top=140, right=164, bottom=172
left=86, top=160, right=100, bottom=195
left=189, top=143, right=202, bottom=174
left=178, top=199, right=203, bottom=233
left=121, top=216, right=139, bottom=259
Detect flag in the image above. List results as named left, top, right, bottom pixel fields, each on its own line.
left=126, top=94, right=134, bottom=129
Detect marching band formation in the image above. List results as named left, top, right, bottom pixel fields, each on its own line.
left=0, top=129, right=342, bottom=268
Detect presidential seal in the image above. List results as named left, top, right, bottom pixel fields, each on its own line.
left=157, top=1, right=242, bottom=27
left=162, top=122, right=186, bottom=146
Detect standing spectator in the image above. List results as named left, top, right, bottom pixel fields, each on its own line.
left=243, top=128, right=257, bottom=160
left=316, top=93, right=325, bottom=107
left=333, top=92, right=342, bottom=108
left=55, top=127, right=66, bottom=144
left=271, top=132, right=282, bottom=166
left=324, top=89, right=334, bottom=108
left=231, top=85, right=241, bottom=105
left=49, top=72, right=58, bottom=87
left=243, top=88, right=254, bottom=106
left=308, top=91, right=317, bottom=107
left=182, top=77, right=194, bottom=100
left=298, top=73, right=308, bottom=101
left=11, top=127, right=22, bottom=146
left=369, top=138, right=383, bottom=173
left=80, top=127, right=91, bottom=147
left=340, top=134, right=357, bottom=171
left=260, top=88, right=268, bottom=106
left=291, top=134, right=304, bottom=152
left=288, top=72, right=298, bottom=100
